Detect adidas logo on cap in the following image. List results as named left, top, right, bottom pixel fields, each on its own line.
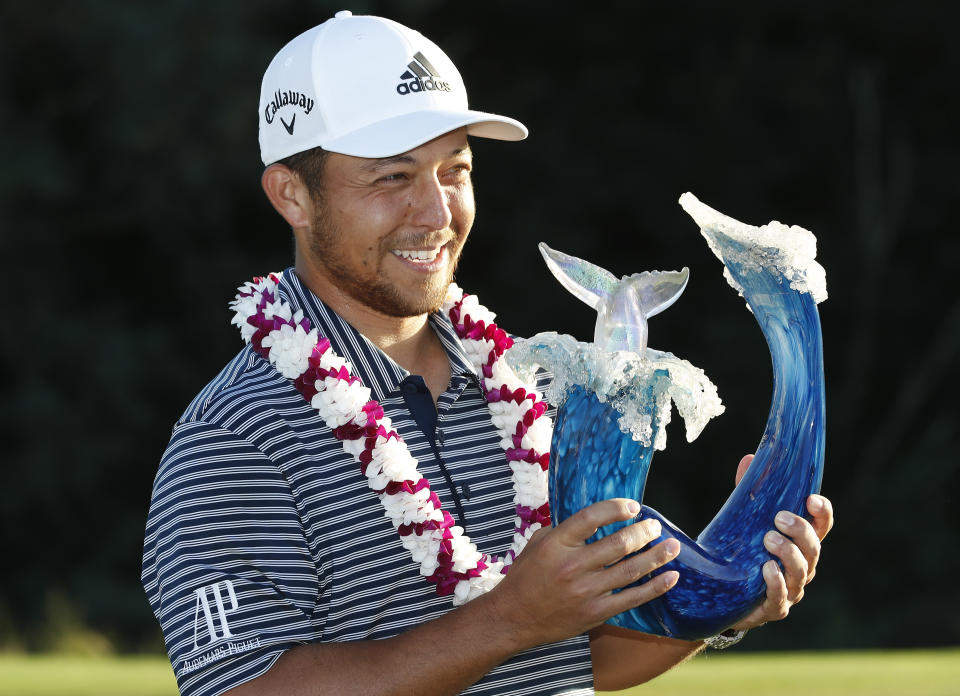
left=396, top=51, right=453, bottom=95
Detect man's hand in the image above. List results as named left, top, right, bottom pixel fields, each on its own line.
left=589, top=454, right=835, bottom=691
left=485, top=498, right=681, bottom=650
left=731, top=454, right=835, bottom=631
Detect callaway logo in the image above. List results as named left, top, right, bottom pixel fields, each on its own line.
left=263, top=89, right=314, bottom=135
left=396, top=51, right=452, bottom=95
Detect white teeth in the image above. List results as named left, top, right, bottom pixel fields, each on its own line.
left=392, top=249, right=440, bottom=262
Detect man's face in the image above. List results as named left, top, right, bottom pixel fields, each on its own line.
left=302, top=129, right=475, bottom=318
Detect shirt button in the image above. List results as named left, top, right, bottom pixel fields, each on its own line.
left=401, top=381, right=417, bottom=395
left=436, top=428, right=445, bottom=445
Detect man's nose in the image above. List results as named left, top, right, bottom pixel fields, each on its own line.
left=408, top=174, right=453, bottom=230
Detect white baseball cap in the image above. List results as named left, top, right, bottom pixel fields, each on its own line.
left=258, top=10, right=528, bottom=165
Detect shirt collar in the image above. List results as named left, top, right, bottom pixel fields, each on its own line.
left=277, top=268, right=477, bottom=402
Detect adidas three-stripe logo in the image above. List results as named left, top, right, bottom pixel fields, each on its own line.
left=396, top=51, right=453, bottom=95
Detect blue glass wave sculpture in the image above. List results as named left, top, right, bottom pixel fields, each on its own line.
left=509, top=193, right=826, bottom=640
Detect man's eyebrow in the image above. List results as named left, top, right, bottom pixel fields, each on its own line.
left=362, top=154, right=415, bottom=171
left=362, top=146, right=472, bottom=172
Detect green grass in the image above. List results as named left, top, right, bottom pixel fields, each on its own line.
left=611, top=648, right=960, bottom=696
left=0, top=655, right=177, bottom=696
left=0, top=649, right=957, bottom=695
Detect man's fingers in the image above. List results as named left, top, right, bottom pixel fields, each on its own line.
left=734, top=454, right=753, bottom=486
left=603, top=569, right=680, bottom=618
left=730, top=559, right=790, bottom=631
left=554, top=499, right=641, bottom=546
left=806, top=494, right=834, bottom=540
left=774, top=510, right=821, bottom=581
left=584, top=517, right=666, bottom=568
left=760, top=559, right=790, bottom=621
left=763, top=528, right=808, bottom=602
left=596, top=538, right=681, bottom=595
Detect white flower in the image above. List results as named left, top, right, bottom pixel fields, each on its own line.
left=419, top=556, right=440, bottom=577
left=459, top=295, right=496, bottom=325
left=519, top=422, right=550, bottom=450
left=311, top=390, right=334, bottom=419
left=319, top=352, right=349, bottom=373
left=373, top=440, right=419, bottom=481
left=341, top=438, right=366, bottom=457
left=319, top=380, right=371, bottom=424
left=444, top=284, right=464, bottom=306
left=381, top=486, right=432, bottom=525
left=379, top=450, right=420, bottom=482
left=458, top=294, right=480, bottom=314
left=263, top=300, right=292, bottom=322
left=451, top=543, right=483, bottom=573
left=453, top=579, right=473, bottom=605
left=229, top=293, right=263, bottom=343
left=365, top=470, right=392, bottom=491
left=263, top=325, right=318, bottom=379
left=454, top=565, right=506, bottom=605
left=514, top=482, right=548, bottom=509
left=510, top=462, right=547, bottom=490
left=230, top=294, right=258, bottom=319
left=311, top=390, right=343, bottom=424
left=524, top=416, right=553, bottom=451
left=487, top=357, right=517, bottom=385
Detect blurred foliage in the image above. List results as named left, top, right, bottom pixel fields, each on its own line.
left=1, top=0, right=957, bottom=653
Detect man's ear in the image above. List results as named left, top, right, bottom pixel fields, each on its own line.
left=261, top=164, right=314, bottom=229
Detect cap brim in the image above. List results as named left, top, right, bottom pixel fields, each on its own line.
left=320, top=109, right=528, bottom=158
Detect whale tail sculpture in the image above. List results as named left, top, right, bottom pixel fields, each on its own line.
left=512, top=195, right=826, bottom=640
left=538, top=243, right=689, bottom=354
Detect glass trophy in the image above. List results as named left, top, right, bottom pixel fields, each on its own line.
left=508, top=193, right=826, bottom=640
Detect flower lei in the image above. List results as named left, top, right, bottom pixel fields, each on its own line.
left=229, top=272, right=552, bottom=605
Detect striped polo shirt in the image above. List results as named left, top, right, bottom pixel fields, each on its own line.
left=141, top=270, right=594, bottom=696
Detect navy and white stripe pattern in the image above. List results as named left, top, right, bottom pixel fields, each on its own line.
left=142, top=270, right=594, bottom=696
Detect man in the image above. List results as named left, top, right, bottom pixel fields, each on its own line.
left=142, top=11, right=833, bottom=696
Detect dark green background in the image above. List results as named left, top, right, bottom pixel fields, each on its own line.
left=2, top=0, right=957, bottom=653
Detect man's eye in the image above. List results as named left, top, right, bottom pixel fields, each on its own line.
left=378, top=173, right=407, bottom=183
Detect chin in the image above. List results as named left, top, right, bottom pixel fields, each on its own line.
left=363, top=274, right=451, bottom=318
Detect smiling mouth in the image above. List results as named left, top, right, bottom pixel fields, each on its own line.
left=392, top=248, right=442, bottom=262
left=389, top=240, right=457, bottom=272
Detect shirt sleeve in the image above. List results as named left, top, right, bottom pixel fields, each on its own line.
left=142, top=421, right=322, bottom=696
